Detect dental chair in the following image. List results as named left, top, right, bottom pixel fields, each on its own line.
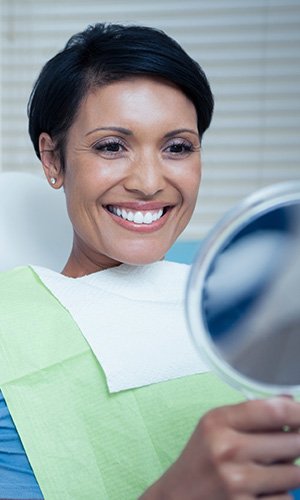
left=0, top=171, right=73, bottom=272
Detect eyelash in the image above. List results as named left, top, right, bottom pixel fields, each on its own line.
left=92, top=138, right=198, bottom=156
left=93, top=138, right=125, bottom=154
left=164, top=140, right=195, bottom=155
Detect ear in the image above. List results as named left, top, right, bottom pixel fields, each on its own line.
left=39, top=133, right=64, bottom=189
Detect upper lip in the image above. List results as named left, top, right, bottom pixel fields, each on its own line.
left=104, top=201, right=173, bottom=211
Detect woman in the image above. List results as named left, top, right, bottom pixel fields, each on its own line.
left=1, top=22, right=300, bottom=500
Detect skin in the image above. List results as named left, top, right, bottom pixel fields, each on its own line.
left=141, top=397, right=300, bottom=499
left=39, top=76, right=300, bottom=498
left=40, top=76, right=202, bottom=277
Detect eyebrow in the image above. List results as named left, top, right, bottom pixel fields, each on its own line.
left=164, top=128, right=199, bottom=139
left=85, top=126, right=199, bottom=138
left=85, top=126, right=133, bottom=136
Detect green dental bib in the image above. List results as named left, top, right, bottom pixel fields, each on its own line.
left=0, top=266, right=242, bottom=499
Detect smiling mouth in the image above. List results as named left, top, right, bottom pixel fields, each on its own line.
left=105, top=205, right=169, bottom=225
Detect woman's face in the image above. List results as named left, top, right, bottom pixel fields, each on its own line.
left=46, top=77, right=202, bottom=275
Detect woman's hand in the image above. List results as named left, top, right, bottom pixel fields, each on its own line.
left=141, top=397, right=300, bottom=499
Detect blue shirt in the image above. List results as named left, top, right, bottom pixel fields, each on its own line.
left=0, top=391, right=43, bottom=499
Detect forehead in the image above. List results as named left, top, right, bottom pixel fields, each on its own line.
left=71, top=76, right=198, bottom=134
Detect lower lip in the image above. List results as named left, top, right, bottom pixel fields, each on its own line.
left=104, top=208, right=172, bottom=233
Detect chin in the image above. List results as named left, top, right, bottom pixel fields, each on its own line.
left=118, top=249, right=166, bottom=267
left=108, top=237, right=176, bottom=267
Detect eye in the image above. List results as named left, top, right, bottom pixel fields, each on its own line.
left=93, top=138, right=127, bottom=156
left=169, top=143, right=192, bottom=153
left=164, top=139, right=197, bottom=156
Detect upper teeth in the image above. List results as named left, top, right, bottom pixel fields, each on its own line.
left=108, top=206, right=164, bottom=224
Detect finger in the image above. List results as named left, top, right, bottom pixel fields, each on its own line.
left=259, top=495, right=293, bottom=500
left=249, top=463, right=300, bottom=495
left=218, top=398, right=300, bottom=432
left=232, top=492, right=293, bottom=500
left=235, top=432, right=300, bottom=464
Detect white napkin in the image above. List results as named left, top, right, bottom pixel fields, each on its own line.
left=32, top=261, right=208, bottom=393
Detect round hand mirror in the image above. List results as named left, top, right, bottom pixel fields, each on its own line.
left=186, top=182, right=300, bottom=398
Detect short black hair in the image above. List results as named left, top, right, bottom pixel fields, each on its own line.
left=28, top=22, right=214, bottom=163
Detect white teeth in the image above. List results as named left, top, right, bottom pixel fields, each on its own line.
left=144, top=212, right=153, bottom=224
left=158, top=209, right=163, bottom=219
left=133, top=211, right=144, bottom=224
left=108, top=205, right=165, bottom=224
left=127, top=211, right=134, bottom=222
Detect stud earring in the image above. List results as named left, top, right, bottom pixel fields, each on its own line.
left=50, top=177, right=57, bottom=185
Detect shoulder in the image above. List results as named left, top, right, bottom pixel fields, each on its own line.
left=0, top=266, right=41, bottom=293
left=0, top=266, right=53, bottom=316
left=142, top=260, right=191, bottom=302
left=161, top=260, right=191, bottom=274
left=151, top=260, right=191, bottom=282
left=0, top=265, right=33, bottom=290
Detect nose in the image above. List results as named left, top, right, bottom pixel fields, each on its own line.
left=124, top=150, right=166, bottom=197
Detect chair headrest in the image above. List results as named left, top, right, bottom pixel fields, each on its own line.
left=0, top=172, right=72, bottom=272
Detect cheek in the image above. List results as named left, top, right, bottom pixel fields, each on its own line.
left=63, top=180, right=95, bottom=224
left=63, top=165, right=101, bottom=203
left=64, top=161, right=124, bottom=202
left=181, top=163, right=202, bottom=207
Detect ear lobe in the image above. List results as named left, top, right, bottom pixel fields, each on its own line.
left=39, top=132, right=64, bottom=188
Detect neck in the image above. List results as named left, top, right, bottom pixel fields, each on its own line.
left=61, top=243, right=121, bottom=278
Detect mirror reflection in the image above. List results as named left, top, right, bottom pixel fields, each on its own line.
left=186, top=183, right=300, bottom=396
left=203, top=203, right=300, bottom=386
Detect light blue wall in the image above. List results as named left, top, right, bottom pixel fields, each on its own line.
left=166, top=240, right=201, bottom=265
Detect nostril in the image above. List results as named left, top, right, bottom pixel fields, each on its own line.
left=124, top=167, right=166, bottom=196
